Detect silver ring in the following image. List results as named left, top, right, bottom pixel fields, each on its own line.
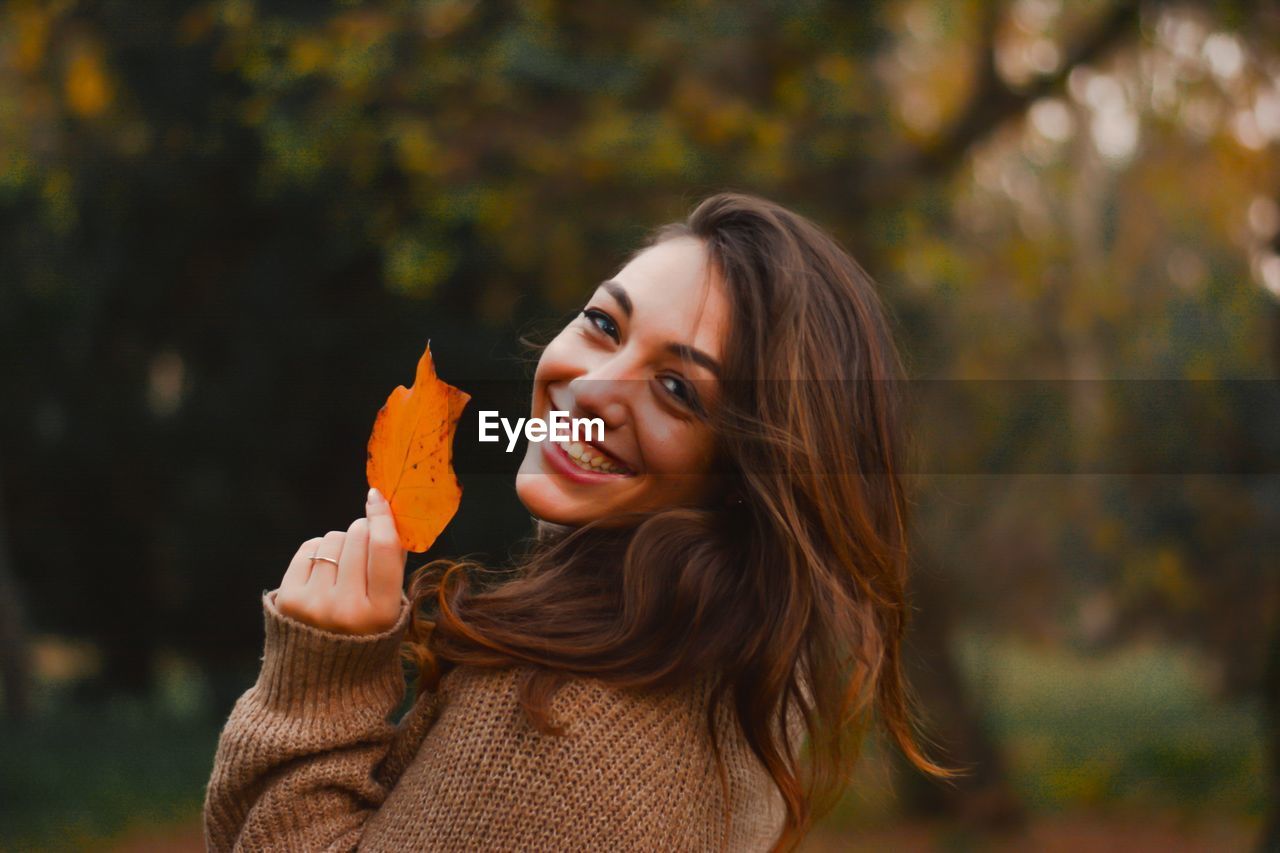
left=310, top=555, right=340, bottom=567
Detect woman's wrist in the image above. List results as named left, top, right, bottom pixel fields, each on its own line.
left=250, top=588, right=412, bottom=717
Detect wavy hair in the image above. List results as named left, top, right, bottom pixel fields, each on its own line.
left=402, top=192, right=952, bottom=851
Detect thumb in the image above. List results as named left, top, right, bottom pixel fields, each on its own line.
left=365, top=487, right=407, bottom=601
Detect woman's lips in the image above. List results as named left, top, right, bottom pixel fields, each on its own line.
left=542, top=440, right=635, bottom=484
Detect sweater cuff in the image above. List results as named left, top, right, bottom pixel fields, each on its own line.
left=252, top=588, right=412, bottom=716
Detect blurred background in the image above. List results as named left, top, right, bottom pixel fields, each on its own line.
left=1, top=0, right=1277, bottom=849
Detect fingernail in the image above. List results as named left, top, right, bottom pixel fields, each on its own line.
left=368, top=487, right=384, bottom=506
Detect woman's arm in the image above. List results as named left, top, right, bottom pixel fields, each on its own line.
left=202, top=588, right=439, bottom=852
left=202, top=488, right=437, bottom=851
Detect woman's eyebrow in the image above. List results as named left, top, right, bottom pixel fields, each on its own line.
left=599, top=278, right=720, bottom=376
left=666, top=343, right=721, bottom=378
left=600, top=280, right=633, bottom=318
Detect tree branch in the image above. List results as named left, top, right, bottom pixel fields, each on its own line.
left=858, top=0, right=1145, bottom=204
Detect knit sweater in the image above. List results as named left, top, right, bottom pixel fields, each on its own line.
left=202, top=588, right=797, bottom=851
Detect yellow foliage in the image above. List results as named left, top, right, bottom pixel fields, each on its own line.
left=703, top=99, right=750, bottom=146
left=394, top=121, right=441, bottom=176
left=816, top=53, right=856, bottom=87
left=240, top=94, right=271, bottom=126
left=581, top=158, right=613, bottom=181
left=751, top=115, right=788, bottom=151
left=1090, top=517, right=1124, bottom=553
left=1045, top=757, right=1117, bottom=806
left=646, top=114, right=690, bottom=176
left=219, top=0, right=255, bottom=30
left=1183, top=359, right=1216, bottom=381
left=1151, top=547, right=1194, bottom=609
left=579, top=108, right=635, bottom=178
left=773, top=72, right=809, bottom=114
left=0, top=149, right=32, bottom=191
left=1123, top=545, right=1196, bottom=612
left=288, top=36, right=331, bottom=76
left=333, top=10, right=393, bottom=47
left=525, top=139, right=568, bottom=176
left=11, top=6, right=51, bottom=74
left=420, top=0, right=478, bottom=39
left=65, top=47, right=113, bottom=118
left=474, top=188, right=515, bottom=235
left=41, top=169, right=75, bottom=231
left=671, top=77, right=713, bottom=116
left=386, top=235, right=455, bottom=297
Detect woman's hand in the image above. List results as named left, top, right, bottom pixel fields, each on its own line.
left=275, top=487, right=408, bottom=635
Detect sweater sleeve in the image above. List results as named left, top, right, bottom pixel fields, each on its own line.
left=201, top=588, right=436, bottom=853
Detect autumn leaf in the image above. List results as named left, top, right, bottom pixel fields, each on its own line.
left=366, top=341, right=470, bottom=552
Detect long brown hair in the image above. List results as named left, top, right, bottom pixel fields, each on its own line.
left=403, top=191, right=952, bottom=850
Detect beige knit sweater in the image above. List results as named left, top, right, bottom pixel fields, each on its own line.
left=202, top=588, right=796, bottom=851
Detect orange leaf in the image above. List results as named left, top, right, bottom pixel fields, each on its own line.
left=366, top=342, right=470, bottom=552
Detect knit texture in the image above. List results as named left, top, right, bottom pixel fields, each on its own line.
left=202, top=589, right=796, bottom=851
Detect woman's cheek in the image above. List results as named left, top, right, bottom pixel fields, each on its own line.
left=644, top=425, right=711, bottom=482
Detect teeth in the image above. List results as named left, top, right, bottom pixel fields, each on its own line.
left=563, top=442, right=629, bottom=475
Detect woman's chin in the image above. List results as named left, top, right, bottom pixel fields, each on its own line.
left=515, top=446, right=621, bottom=525
left=516, top=474, right=596, bottom=526
left=514, top=469, right=572, bottom=523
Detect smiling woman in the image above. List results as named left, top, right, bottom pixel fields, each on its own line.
left=203, top=192, right=953, bottom=853
left=515, top=233, right=729, bottom=525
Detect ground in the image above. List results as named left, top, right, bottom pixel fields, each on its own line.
left=101, top=813, right=1257, bottom=852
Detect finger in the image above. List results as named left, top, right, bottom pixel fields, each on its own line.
left=364, top=487, right=407, bottom=606
left=305, top=530, right=345, bottom=589
left=281, top=537, right=325, bottom=592
left=334, top=517, right=369, bottom=602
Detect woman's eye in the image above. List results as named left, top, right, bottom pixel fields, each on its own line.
left=660, top=375, right=695, bottom=406
left=661, top=375, right=707, bottom=416
left=581, top=308, right=619, bottom=341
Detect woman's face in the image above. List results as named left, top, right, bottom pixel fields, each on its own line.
left=516, top=236, right=729, bottom=527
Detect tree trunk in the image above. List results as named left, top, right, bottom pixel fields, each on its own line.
left=896, top=559, right=1026, bottom=831
left=1262, top=606, right=1280, bottom=852
left=0, top=458, right=32, bottom=722
left=1258, top=293, right=1280, bottom=853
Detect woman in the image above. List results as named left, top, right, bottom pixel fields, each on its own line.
left=203, top=192, right=950, bottom=852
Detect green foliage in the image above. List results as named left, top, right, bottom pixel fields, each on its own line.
left=958, top=632, right=1265, bottom=813
left=0, top=678, right=222, bottom=848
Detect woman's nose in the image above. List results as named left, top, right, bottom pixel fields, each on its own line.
left=568, top=364, right=633, bottom=430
